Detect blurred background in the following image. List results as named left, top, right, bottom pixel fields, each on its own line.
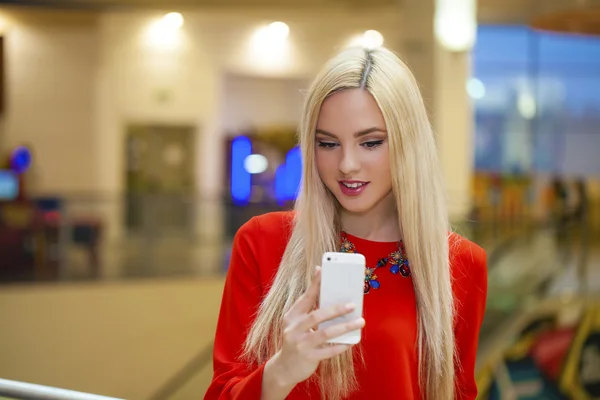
left=0, top=0, right=599, bottom=399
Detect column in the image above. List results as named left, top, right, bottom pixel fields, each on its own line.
left=399, top=0, right=476, bottom=220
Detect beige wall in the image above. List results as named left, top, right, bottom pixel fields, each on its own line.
left=0, top=278, right=224, bottom=399
left=94, top=7, right=404, bottom=207
left=0, top=4, right=479, bottom=228
left=220, top=74, right=309, bottom=133
left=2, top=20, right=98, bottom=194
left=0, top=7, right=402, bottom=196
left=435, top=49, right=474, bottom=217
left=0, top=6, right=404, bottom=240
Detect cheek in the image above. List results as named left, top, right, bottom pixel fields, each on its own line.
left=315, top=151, right=334, bottom=178
left=381, top=155, right=393, bottom=187
left=364, top=150, right=392, bottom=180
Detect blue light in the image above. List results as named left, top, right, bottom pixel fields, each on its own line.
left=274, top=163, right=287, bottom=205
left=0, top=170, right=19, bottom=200
left=10, top=146, right=32, bottom=175
left=231, top=136, right=252, bottom=205
left=285, top=147, right=302, bottom=199
left=275, top=146, right=302, bottom=204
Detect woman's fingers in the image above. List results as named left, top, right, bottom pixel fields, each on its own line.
left=304, top=317, right=365, bottom=348
left=294, top=302, right=356, bottom=334
left=308, top=343, right=352, bottom=361
left=284, top=266, right=321, bottom=320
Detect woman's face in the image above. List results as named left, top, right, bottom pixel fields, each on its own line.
left=315, top=88, right=393, bottom=215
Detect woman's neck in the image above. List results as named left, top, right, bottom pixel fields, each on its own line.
left=339, top=192, right=400, bottom=242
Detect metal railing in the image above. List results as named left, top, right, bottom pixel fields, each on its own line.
left=149, top=343, right=215, bottom=400
left=0, top=379, right=124, bottom=400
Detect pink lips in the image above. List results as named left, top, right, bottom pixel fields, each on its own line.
left=338, top=180, right=369, bottom=197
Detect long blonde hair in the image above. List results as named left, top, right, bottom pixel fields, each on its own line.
left=242, top=46, right=454, bottom=400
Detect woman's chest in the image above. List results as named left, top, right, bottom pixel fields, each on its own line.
left=361, top=279, right=418, bottom=352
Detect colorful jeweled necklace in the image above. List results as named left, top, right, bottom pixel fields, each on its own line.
left=340, top=232, right=411, bottom=294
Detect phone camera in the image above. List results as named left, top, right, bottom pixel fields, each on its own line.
left=327, top=257, right=331, bottom=261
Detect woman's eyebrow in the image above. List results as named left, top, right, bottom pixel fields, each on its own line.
left=315, top=127, right=387, bottom=138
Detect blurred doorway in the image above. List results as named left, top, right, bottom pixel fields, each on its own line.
left=125, top=124, right=196, bottom=234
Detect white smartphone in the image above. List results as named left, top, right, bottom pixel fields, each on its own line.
left=318, top=251, right=366, bottom=345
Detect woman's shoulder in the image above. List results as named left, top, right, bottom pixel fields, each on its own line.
left=448, top=232, right=487, bottom=292
left=234, top=211, right=295, bottom=260
left=237, top=210, right=295, bottom=241
left=448, top=233, right=486, bottom=268
left=233, top=211, right=294, bottom=284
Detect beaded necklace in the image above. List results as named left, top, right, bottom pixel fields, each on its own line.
left=340, top=232, right=411, bottom=294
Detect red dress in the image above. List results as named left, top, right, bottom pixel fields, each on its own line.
left=205, top=211, right=487, bottom=399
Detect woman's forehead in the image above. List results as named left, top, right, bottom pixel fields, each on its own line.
left=317, top=89, right=385, bottom=132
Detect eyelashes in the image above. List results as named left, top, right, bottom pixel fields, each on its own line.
left=317, top=140, right=385, bottom=150
left=362, top=140, right=384, bottom=149
left=317, top=141, right=337, bottom=149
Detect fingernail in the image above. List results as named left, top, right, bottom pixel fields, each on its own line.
left=345, top=303, right=356, bottom=310
left=351, top=318, right=365, bottom=328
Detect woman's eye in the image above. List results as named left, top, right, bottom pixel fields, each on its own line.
left=362, top=140, right=384, bottom=149
left=317, top=141, right=338, bottom=148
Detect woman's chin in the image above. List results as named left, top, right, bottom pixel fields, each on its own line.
left=336, top=198, right=374, bottom=215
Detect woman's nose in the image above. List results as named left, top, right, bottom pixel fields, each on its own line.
left=339, top=148, right=360, bottom=175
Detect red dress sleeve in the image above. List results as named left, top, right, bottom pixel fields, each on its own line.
left=453, top=242, right=488, bottom=400
left=204, top=217, right=266, bottom=399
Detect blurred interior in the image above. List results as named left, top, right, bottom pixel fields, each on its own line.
left=0, top=0, right=599, bottom=399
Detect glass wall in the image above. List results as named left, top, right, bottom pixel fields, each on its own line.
left=471, top=26, right=600, bottom=227
left=473, top=26, right=600, bottom=176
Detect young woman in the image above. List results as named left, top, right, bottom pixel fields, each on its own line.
left=205, top=46, right=487, bottom=400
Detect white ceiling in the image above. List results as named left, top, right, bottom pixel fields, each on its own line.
left=3, top=0, right=600, bottom=24
left=1, top=0, right=398, bottom=10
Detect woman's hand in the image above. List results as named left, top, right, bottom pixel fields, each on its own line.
left=265, top=266, right=365, bottom=390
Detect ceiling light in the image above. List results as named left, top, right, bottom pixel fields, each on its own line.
left=467, top=78, right=485, bottom=99
left=435, top=0, right=476, bottom=51
left=162, top=12, right=184, bottom=30
left=268, top=22, right=290, bottom=40
left=362, top=30, right=384, bottom=48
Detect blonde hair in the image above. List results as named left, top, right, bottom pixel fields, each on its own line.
left=242, top=46, right=454, bottom=400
